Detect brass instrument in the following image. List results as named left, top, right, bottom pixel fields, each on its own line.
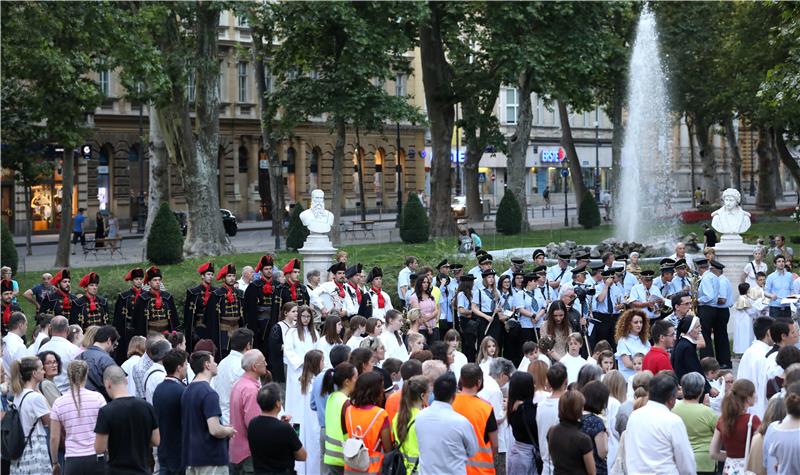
left=689, top=270, right=701, bottom=316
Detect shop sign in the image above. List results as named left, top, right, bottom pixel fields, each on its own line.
left=540, top=147, right=565, bottom=163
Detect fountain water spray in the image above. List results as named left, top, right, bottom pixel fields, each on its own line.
left=616, top=5, right=676, bottom=243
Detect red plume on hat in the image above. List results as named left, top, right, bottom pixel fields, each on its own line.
left=51, top=269, right=70, bottom=285
left=124, top=268, right=145, bottom=282
left=1, top=279, right=13, bottom=293
left=197, top=262, right=214, bottom=275
left=282, top=258, right=300, bottom=275
left=216, top=263, right=236, bottom=281
left=255, top=255, right=274, bottom=272
left=78, top=272, right=100, bottom=288
left=144, top=266, right=162, bottom=284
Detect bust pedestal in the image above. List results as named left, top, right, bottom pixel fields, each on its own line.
left=714, top=233, right=755, bottom=337
left=299, top=233, right=336, bottom=286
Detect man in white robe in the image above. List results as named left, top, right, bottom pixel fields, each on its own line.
left=736, top=316, right=775, bottom=417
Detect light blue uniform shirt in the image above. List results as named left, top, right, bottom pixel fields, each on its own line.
left=714, top=275, right=734, bottom=309
left=596, top=281, right=625, bottom=314
left=438, top=284, right=455, bottom=323
left=472, top=287, right=496, bottom=314
left=415, top=401, right=479, bottom=475
left=629, top=283, right=663, bottom=320
left=697, top=271, right=719, bottom=306
left=397, top=266, right=412, bottom=300
left=765, top=270, right=794, bottom=308
left=668, top=274, right=692, bottom=297
left=621, top=271, right=639, bottom=295
left=513, top=289, right=539, bottom=329
left=456, top=291, right=471, bottom=311
left=546, top=264, right=573, bottom=287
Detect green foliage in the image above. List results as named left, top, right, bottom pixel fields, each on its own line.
left=285, top=203, right=310, bottom=251
left=1, top=222, right=18, bottom=275
left=400, top=193, right=430, bottom=244
left=496, top=191, right=523, bottom=235
left=578, top=193, right=602, bottom=229
left=146, top=203, right=184, bottom=265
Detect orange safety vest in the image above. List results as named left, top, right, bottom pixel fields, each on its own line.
left=452, top=393, right=496, bottom=475
left=344, top=405, right=388, bottom=475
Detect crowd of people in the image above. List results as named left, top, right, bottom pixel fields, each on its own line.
left=0, top=237, right=799, bottom=475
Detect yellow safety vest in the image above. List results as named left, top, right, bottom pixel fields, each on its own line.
left=391, top=407, right=420, bottom=474
left=324, top=391, right=348, bottom=467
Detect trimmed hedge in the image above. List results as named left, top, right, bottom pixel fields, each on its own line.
left=400, top=192, right=430, bottom=243
left=1, top=222, right=18, bottom=274
left=286, top=203, right=310, bottom=251
left=496, top=191, right=522, bottom=235
left=146, top=202, right=184, bottom=265
left=578, top=193, right=601, bottom=229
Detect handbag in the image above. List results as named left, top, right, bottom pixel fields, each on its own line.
left=722, top=414, right=756, bottom=475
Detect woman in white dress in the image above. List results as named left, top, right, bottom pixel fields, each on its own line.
left=295, top=349, right=324, bottom=475
left=478, top=336, right=498, bottom=375
left=315, top=315, right=343, bottom=368
left=379, top=309, right=408, bottom=362
left=344, top=315, right=367, bottom=349
left=742, top=246, right=768, bottom=288
left=284, top=305, right=317, bottom=422
left=10, top=357, right=51, bottom=475
left=443, top=329, right=468, bottom=377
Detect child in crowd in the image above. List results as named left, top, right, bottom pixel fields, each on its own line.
left=517, top=341, right=550, bottom=372
left=406, top=333, right=426, bottom=354
left=625, top=353, right=646, bottom=400
left=382, top=358, right=403, bottom=392
left=701, top=356, right=725, bottom=415
left=732, top=282, right=757, bottom=354
left=598, top=350, right=616, bottom=375
left=561, top=333, right=588, bottom=384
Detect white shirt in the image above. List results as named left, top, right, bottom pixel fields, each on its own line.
left=628, top=283, right=663, bottom=319
left=211, top=349, right=244, bottom=425
left=397, top=267, right=412, bottom=301
left=517, top=354, right=550, bottom=372
left=2, top=332, right=28, bottom=375
left=121, top=354, right=141, bottom=377
left=237, top=277, right=251, bottom=293
left=27, top=332, right=48, bottom=356
left=38, top=335, right=80, bottom=394
left=536, top=396, right=560, bottom=475
left=624, top=400, right=696, bottom=474
left=144, top=362, right=166, bottom=405
left=369, top=288, right=394, bottom=321
left=379, top=331, right=408, bottom=362
left=669, top=253, right=696, bottom=272
left=478, top=375, right=507, bottom=452
left=450, top=351, right=469, bottom=380
left=559, top=353, right=587, bottom=384
left=737, top=339, right=772, bottom=418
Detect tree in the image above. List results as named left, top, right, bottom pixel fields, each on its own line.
left=400, top=192, right=430, bottom=243
left=2, top=2, right=114, bottom=267
left=271, top=1, right=424, bottom=244
left=285, top=203, right=310, bottom=251
left=1, top=222, right=18, bottom=275
left=578, top=193, right=602, bottom=229
left=146, top=203, right=184, bottom=265
left=495, top=191, right=522, bottom=235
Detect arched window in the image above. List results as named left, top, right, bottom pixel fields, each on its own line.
left=286, top=146, right=297, bottom=201
left=309, top=147, right=320, bottom=190
left=374, top=148, right=385, bottom=206
left=97, top=144, right=113, bottom=211
left=238, top=145, right=248, bottom=173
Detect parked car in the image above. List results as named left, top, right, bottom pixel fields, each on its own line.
left=173, top=209, right=238, bottom=237
left=450, top=196, right=484, bottom=218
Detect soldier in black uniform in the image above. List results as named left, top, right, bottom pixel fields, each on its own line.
left=184, top=262, right=215, bottom=351
left=40, top=269, right=76, bottom=320
left=71, top=272, right=110, bottom=329
left=112, top=267, right=145, bottom=363
left=212, top=263, right=245, bottom=357
left=272, top=258, right=310, bottom=326
left=133, top=266, right=178, bottom=336
left=243, top=254, right=276, bottom=353
left=1, top=279, right=22, bottom=336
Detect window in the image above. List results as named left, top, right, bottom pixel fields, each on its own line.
left=395, top=73, right=407, bottom=97
left=187, top=71, right=196, bottom=103
left=505, top=87, right=518, bottom=124
left=264, top=65, right=273, bottom=93
left=218, top=61, right=225, bottom=101
left=238, top=146, right=248, bottom=173
left=237, top=15, right=248, bottom=27
left=238, top=62, right=248, bottom=103
left=99, top=70, right=111, bottom=97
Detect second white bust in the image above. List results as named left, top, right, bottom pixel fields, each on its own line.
left=300, top=189, right=335, bottom=234
left=711, top=188, right=751, bottom=235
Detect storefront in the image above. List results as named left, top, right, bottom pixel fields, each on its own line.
left=29, top=165, right=78, bottom=234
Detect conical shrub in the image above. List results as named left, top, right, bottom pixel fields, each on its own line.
left=286, top=202, right=310, bottom=251
left=146, top=202, right=184, bottom=264
left=400, top=192, right=430, bottom=243
left=496, top=190, right=522, bottom=235
left=578, top=192, right=601, bottom=229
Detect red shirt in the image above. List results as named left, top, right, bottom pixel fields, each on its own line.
left=717, top=414, right=761, bottom=458
left=642, top=346, right=672, bottom=374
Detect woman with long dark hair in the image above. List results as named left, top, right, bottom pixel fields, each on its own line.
left=497, top=274, right=516, bottom=360
left=437, top=273, right=454, bottom=335
left=710, top=379, right=760, bottom=473
left=316, top=315, right=343, bottom=368
left=506, top=371, right=539, bottom=475
left=541, top=301, right=572, bottom=360
left=380, top=309, right=408, bottom=362
left=409, top=274, right=439, bottom=345
left=296, top=349, right=324, bottom=475
left=268, top=301, right=298, bottom=384
left=285, top=306, right=318, bottom=422
left=456, top=275, right=478, bottom=361
left=391, top=376, right=428, bottom=475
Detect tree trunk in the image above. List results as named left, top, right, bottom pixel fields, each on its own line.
left=462, top=137, right=482, bottom=222
left=756, top=126, right=776, bottom=210
left=506, top=69, right=533, bottom=230
left=558, top=101, right=588, bottom=207
left=251, top=30, right=286, bottom=247
left=355, top=127, right=367, bottom=222
left=23, top=184, right=32, bottom=256
left=694, top=119, right=721, bottom=203
left=330, top=116, right=346, bottom=244
left=145, top=105, right=170, bottom=240
left=686, top=115, right=697, bottom=206
left=610, top=84, right=624, bottom=197
left=770, top=128, right=784, bottom=199
left=723, top=116, right=742, bottom=192
left=419, top=2, right=456, bottom=237
left=54, top=148, right=73, bottom=267
left=775, top=131, right=800, bottom=201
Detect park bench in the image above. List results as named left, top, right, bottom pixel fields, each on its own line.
left=82, top=237, right=123, bottom=260
left=341, top=220, right=376, bottom=239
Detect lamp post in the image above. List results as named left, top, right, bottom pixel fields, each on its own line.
left=136, top=100, right=146, bottom=234
left=395, top=77, right=403, bottom=227
left=749, top=126, right=755, bottom=197
left=562, top=161, right=569, bottom=227
left=594, top=109, right=600, bottom=199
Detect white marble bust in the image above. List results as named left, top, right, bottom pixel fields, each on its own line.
left=300, top=189, right=335, bottom=234
left=711, top=188, right=751, bottom=235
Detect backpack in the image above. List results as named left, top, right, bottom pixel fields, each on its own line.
left=382, top=419, right=418, bottom=475
left=343, top=407, right=385, bottom=471
left=1, top=391, right=38, bottom=461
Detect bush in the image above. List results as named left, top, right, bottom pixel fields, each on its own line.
left=578, top=193, right=601, bottom=229
left=286, top=203, right=310, bottom=251
left=679, top=210, right=712, bottom=224
left=1, top=221, right=18, bottom=274
left=496, top=191, right=522, bottom=235
left=146, top=202, right=184, bottom=265
left=400, top=192, right=430, bottom=243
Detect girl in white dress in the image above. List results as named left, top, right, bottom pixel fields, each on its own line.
left=295, top=350, right=324, bottom=475
left=284, top=305, right=317, bottom=423
left=742, top=246, right=768, bottom=288
left=478, top=336, right=498, bottom=374
left=444, top=329, right=469, bottom=378
left=344, top=315, right=367, bottom=349
left=315, top=315, right=343, bottom=368
left=732, top=282, right=759, bottom=354
left=379, top=309, right=408, bottom=362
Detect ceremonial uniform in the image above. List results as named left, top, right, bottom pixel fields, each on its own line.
left=183, top=262, right=216, bottom=350
left=312, top=262, right=348, bottom=319
left=70, top=272, right=110, bottom=329
left=132, top=266, right=178, bottom=335
left=592, top=270, right=625, bottom=350
left=243, top=255, right=276, bottom=353
left=696, top=259, right=721, bottom=363
left=366, top=267, right=393, bottom=322
left=1, top=279, right=22, bottom=336
left=272, top=259, right=311, bottom=326
left=39, top=269, right=76, bottom=319
left=113, top=268, right=145, bottom=363
left=343, top=264, right=371, bottom=318
left=212, top=264, right=246, bottom=355
left=628, top=271, right=663, bottom=321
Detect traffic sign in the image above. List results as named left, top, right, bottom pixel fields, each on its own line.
left=560, top=168, right=569, bottom=177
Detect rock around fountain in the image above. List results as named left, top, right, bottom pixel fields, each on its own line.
left=298, top=189, right=337, bottom=284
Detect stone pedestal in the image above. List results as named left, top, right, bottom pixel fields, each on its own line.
left=715, top=234, right=755, bottom=336
left=299, top=233, right=337, bottom=286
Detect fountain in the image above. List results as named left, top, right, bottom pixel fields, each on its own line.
left=616, top=6, right=677, bottom=243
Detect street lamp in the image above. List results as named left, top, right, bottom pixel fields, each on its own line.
left=594, top=109, right=600, bottom=199
left=395, top=75, right=403, bottom=227
left=136, top=97, right=146, bottom=234
left=749, top=126, right=755, bottom=197
left=562, top=161, right=569, bottom=227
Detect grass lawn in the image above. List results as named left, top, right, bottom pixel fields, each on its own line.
left=12, top=219, right=798, bottom=333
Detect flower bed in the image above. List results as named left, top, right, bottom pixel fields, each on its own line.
left=679, top=210, right=712, bottom=224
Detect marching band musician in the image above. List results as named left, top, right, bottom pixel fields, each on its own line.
left=39, top=269, right=76, bottom=319
left=366, top=267, right=393, bottom=322
left=472, top=253, right=494, bottom=290
left=628, top=270, right=664, bottom=321
left=652, top=259, right=676, bottom=297
left=71, top=272, right=109, bottom=329
left=184, top=262, right=216, bottom=351
left=113, top=267, right=144, bottom=363
left=547, top=251, right=573, bottom=292
left=212, top=263, right=245, bottom=356
left=615, top=254, right=639, bottom=295
left=667, top=258, right=695, bottom=296
left=243, top=254, right=277, bottom=353
left=132, top=266, right=178, bottom=335
left=592, top=268, right=625, bottom=350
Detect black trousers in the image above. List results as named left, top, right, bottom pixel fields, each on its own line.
left=439, top=320, right=453, bottom=336
left=486, top=317, right=505, bottom=355
left=504, top=327, right=523, bottom=367
left=698, top=305, right=732, bottom=367
left=590, top=312, right=619, bottom=351
left=420, top=327, right=440, bottom=347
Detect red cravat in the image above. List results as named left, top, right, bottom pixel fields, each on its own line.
left=349, top=283, right=362, bottom=302
left=202, top=283, right=211, bottom=306
left=335, top=282, right=346, bottom=298
left=289, top=281, right=298, bottom=301
left=58, top=289, right=71, bottom=312
left=2, top=304, right=10, bottom=325
left=151, top=289, right=163, bottom=309
left=225, top=284, right=235, bottom=304
left=372, top=287, right=385, bottom=308
left=262, top=280, right=273, bottom=296
left=87, top=294, right=97, bottom=312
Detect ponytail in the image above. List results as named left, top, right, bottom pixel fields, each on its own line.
left=395, top=376, right=428, bottom=445
left=322, top=362, right=356, bottom=397
left=10, top=357, right=40, bottom=395
left=721, top=379, right=755, bottom=435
